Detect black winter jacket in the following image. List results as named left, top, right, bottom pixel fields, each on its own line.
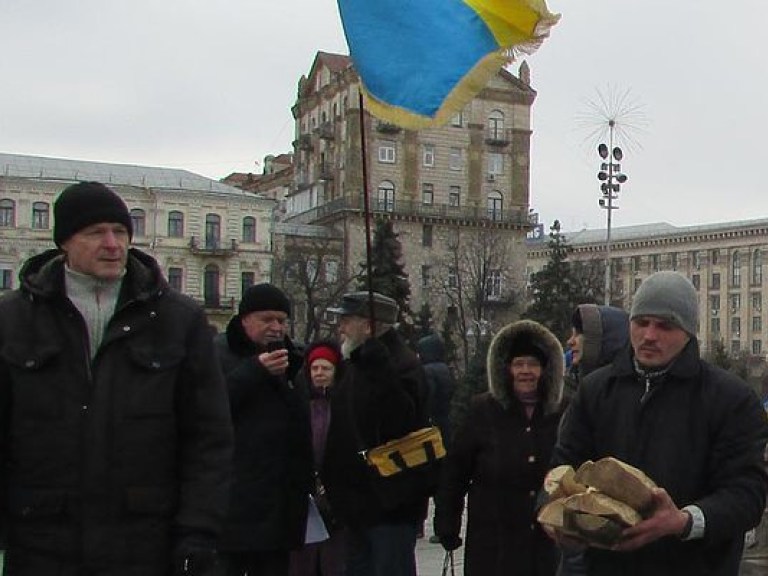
left=215, top=317, right=313, bottom=552
left=0, top=249, right=233, bottom=574
left=554, top=338, right=768, bottom=576
left=321, top=328, right=425, bottom=528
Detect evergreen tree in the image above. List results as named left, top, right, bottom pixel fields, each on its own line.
left=357, top=219, right=412, bottom=326
left=448, top=338, right=490, bottom=445
left=525, top=220, right=599, bottom=340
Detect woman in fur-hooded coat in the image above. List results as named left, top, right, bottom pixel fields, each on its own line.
left=435, top=320, right=564, bottom=576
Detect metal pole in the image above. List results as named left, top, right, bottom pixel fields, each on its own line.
left=603, top=120, right=614, bottom=306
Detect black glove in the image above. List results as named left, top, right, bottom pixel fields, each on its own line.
left=440, top=535, right=463, bottom=551
left=173, top=546, right=219, bottom=576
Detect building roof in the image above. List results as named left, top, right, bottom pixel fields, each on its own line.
left=0, top=152, right=252, bottom=198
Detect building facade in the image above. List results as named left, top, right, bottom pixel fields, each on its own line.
left=527, top=220, right=768, bottom=359
left=0, top=153, right=275, bottom=330
left=277, top=51, right=538, bottom=341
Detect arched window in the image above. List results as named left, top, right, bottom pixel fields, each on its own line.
left=204, top=264, right=220, bottom=307
left=32, top=201, right=50, bottom=229
left=731, top=251, right=741, bottom=287
left=0, top=199, right=15, bottom=227
left=488, top=110, right=505, bottom=140
left=377, top=181, right=395, bottom=212
left=130, top=208, right=146, bottom=237
left=242, top=216, right=256, bottom=243
left=487, top=191, right=503, bottom=221
left=205, top=213, right=221, bottom=249
left=752, top=249, right=762, bottom=285
left=168, top=211, right=184, bottom=238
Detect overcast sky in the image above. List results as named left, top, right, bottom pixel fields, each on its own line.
left=2, top=1, right=766, bottom=233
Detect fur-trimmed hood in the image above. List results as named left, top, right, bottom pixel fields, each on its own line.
left=487, top=319, right=564, bottom=414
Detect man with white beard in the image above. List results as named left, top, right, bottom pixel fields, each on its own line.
left=320, top=291, right=428, bottom=576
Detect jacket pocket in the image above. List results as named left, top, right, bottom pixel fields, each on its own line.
left=125, top=345, right=186, bottom=418
left=1, top=344, right=63, bottom=419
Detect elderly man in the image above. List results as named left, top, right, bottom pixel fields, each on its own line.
left=0, top=181, right=233, bottom=575
left=322, top=291, right=427, bottom=576
left=552, top=271, right=768, bottom=576
left=215, top=283, right=313, bottom=576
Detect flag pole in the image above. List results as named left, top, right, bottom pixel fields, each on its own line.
left=357, top=91, right=377, bottom=334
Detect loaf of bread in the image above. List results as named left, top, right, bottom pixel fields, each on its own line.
left=573, top=457, right=656, bottom=513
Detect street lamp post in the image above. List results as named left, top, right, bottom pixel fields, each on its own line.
left=597, top=122, right=628, bottom=305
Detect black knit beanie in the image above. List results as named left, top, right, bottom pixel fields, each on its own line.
left=54, top=182, right=133, bottom=247
left=239, top=283, right=291, bottom=317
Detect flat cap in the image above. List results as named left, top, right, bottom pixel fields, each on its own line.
left=328, top=291, right=398, bottom=324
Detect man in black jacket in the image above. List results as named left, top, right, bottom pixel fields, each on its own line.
left=0, top=181, right=233, bottom=575
left=215, top=283, right=313, bottom=576
left=323, top=291, right=426, bottom=576
left=553, top=271, right=768, bottom=576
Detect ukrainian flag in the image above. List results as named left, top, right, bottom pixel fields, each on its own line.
left=338, top=0, right=560, bottom=129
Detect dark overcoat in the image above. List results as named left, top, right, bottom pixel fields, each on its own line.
left=215, top=317, right=313, bottom=552
left=435, top=320, right=563, bottom=576
left=0, top=249, right=233, bottom=575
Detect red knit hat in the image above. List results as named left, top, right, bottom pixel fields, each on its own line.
left=308, top=345, right=340, bottom=367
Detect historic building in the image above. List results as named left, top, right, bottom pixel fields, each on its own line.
left=276, top=51, right=539, bottom=340
left=0, top=153, right=275, bottom=330
left=527, top=219, right=768, bottom=358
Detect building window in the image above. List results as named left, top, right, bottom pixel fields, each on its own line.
left=731, top=317, right=741, bottom=337
left=488, top=110, right=505, bottom=140
left=378, top=141, right=396, bottom=163
left=167, top=267, right=183, bottom=292
left=731, top=251, right=741, bottom=287
left=421, top=265, right=431, bottom=288
left=752, top=249, right=762, bottom=285
left=634, top=278, right=642, bottom=293
left=752, top=340, right=762, bottom=355
left=487, top=191, right=503, bottom=221
left=488, top=153, right=504, bottom=175
left=421, top=183, right=434, bottom=205
left=486, top=269, right=502, bottom=299
left=691, top=250, right=701, bottom=270
left=752, top=292, right=762, bottom=312
left=325, top=260, right=339, bottom=283
left=205, top=213, right=221, bottom=249
left=449, top=186, right=461, bottom=207
left=753, top=316, right=762, bottom=332
left=241, top=271, right=255, bottom=296
left=31, top=201, right=50, bottom=229
left=711, top=272, right=720, bottom=290
left=711, top=249, right=719, bottom=265
left=711, top=317, right=720, bottom=334
left=0, top=268, right=12, bottom=290
left=670, top=252, right=678, bottom=271
left=448, top=267, right=458, bottom=289
left=613, top=258, right=623, bottom=274
left=451, top=111, right=463, bottom=127
left=0, top=199, right=16, bottom=227
left=730, top=294, right=741, bottom=312
left=731, top=340, right=741, bottom=355
left=130, top=209, right=146, bottom=237
left=631, top=256, right=641, bottom=273
left=422, top=225, right=433, bottom=248
left=242, top=216, right=256, bottom=243
left=711, top=295, right=720, bottom=312
left=204, top=264, right=220, bottom=307
left=651, top=254, right=660, bottom=272
left=449, top=148, right=463, bottom=171
left=692, top=274, right=700, bottom=290
left=168, top=211, right=184, bottom=237
left=376, top=181, right=395, bottom=212
left=423, top=145, right=435, bottom=167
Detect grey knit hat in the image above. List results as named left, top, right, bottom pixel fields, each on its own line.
left=630, top=271, right=698, bottom=336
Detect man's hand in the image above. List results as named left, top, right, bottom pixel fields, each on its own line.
left=258, top=348, right=289, bottom=376
left=614, top=487, right=690, bottom=551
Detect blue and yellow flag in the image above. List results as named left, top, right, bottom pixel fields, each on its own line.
left=337, top=0, right=560, bottom=129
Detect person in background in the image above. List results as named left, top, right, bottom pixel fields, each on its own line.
left=322, top=291, right=426, bottom=576
left=435, top=319, right=563, bottom=576
left=0, top=181, right=233, bottom=575
left=215, top=283, right=313, bottom=576
left=551, top=271, right=768, bottom=576
left=289, top=340, right=347, bottom=576
left=558, top=304, right=629, bottom=576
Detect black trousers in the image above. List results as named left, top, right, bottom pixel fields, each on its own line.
left=221, top=550, right=290, bottom=576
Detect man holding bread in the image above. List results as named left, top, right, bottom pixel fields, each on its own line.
left=550, top=271, right=768, bottom=575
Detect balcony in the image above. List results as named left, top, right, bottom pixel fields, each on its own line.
left=315, top=122, right=335, bottom=140
left=293, top=133, right=313, bottom=151
left=188, top=236, right=237, bottom=257
left=376, top=121, right=402, bottom=134
left=198, top=296, right=236, bottom=311
left=485, top=128, right=512, bottom=147
left=318, top=162, right=335, bottom=181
